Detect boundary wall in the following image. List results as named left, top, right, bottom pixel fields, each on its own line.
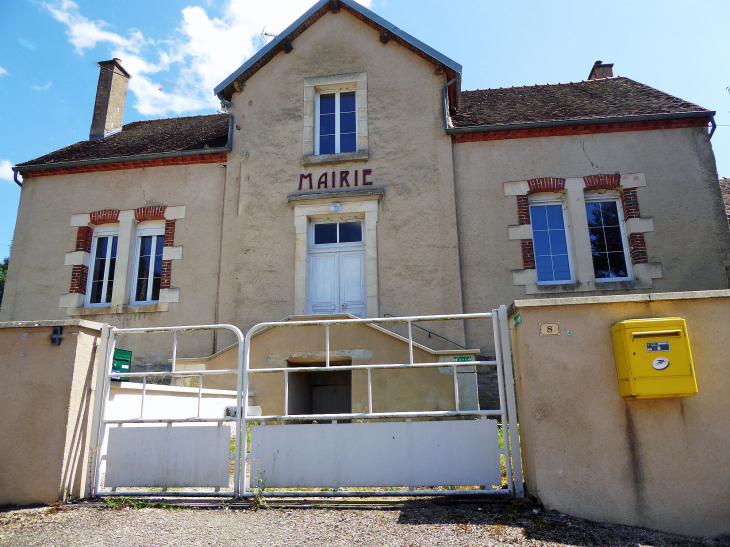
left=509, top=290, right=730, bottom=538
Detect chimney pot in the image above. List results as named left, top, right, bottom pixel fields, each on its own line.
left=588, top=60, right=614, bottom=80
left=89, top=58, right=131, bottom=140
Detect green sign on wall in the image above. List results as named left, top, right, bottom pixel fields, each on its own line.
left=453, top=355, right=474, bottom=362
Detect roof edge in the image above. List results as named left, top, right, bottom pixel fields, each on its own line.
left=447, top=111, right=715, bottom=134
left=214, top=0, right=462, bottom=101
left=14, top=146, right=231, bottom=173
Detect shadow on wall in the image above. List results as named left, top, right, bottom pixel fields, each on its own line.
left=0, top=321, right=103, bottom=507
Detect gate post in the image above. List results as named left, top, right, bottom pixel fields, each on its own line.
left=85, top=323, right=110, bottom=498
left=498, top=305, right=524, bottom=498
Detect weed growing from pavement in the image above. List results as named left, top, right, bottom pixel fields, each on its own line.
left=250, top=451, right=278, bottom=511
left=103, top=497, right=185, bottom=511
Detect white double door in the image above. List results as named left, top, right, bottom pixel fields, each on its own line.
left=308, top=250, right=366, bottom=318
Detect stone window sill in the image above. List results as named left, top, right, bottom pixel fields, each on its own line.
left=66, top=303, right=169, bottom=316
left=302, top=150, right=369, bottom=166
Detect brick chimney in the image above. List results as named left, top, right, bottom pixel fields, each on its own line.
left=89, top=58, right=131, bottom=140
left=588, top=60, right=614, bottom=80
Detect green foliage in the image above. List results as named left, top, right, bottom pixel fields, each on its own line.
left=103, top=496, right=184, bottom=511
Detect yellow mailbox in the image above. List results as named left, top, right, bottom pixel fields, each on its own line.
left=611, top=317, right=697, bottom=399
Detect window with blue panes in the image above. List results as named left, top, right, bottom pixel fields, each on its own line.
left=316, top=91, right=357, bottom=155
left=530, top=203, right=573, bottom=283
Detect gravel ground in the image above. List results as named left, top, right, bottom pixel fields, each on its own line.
left=0, top=497, right=726, bottom=547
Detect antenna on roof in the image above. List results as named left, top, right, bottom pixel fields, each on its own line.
left=260, top=26, right=277, bottom=46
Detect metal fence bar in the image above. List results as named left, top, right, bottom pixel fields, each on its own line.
left=243, top=409, right=502, bottom=422
left=140, top=377, right=147, bottom=419
left=85, top=323, right=110, bottom=498
left=326, top=324, right=330, bottom=367
left=172, top=332, right=178, bottom=373
left=197, top=374, right=203, bottom=418
left=284, top=371, right=289, bottom=416
left=453, top=366, right=460, bottom=412
left=244, top=361, right=497, bottom=374
left=408, top=321, right=414, bottom=365
left=493, top=311, right=513, bottom=495
left=94, top=329, right=116, bottom=496
left=367, top=369, right=372, bottom=413
left=498, top=305, right=523, bottom=498
left=108, top=369, right=239, bottom=378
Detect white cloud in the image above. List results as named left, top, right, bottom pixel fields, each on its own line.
left=0, top=67, right=7, bottom=78
left=32, top=82, right=52, bottom=91
left=44, top=0, right=372, bottom=117
left=0, top=160, right=15, bottom=183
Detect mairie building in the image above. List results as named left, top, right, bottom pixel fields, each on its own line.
left=4, top=0, right=728, bottom=411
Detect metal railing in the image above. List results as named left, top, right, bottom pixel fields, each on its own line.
left=89, top=324, right=245, bottom=498
left=88, top=307, right=522, bottom=499
left=237, top=306, right=523, bottom=497
left=382, top=312, right=466, bottom=349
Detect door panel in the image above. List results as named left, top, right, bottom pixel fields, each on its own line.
left=308, top=249, right=365, bottom=317
left=309, top=253, right=338, bottom=314
left=340, top=252, right=366, bottom=318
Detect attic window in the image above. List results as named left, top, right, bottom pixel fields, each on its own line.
left=302, top=72, right=368, bottom=165
left=316, top=90, right=357, bottom=155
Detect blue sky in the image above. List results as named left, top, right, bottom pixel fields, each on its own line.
left=1, top=0, right=729, bottom=260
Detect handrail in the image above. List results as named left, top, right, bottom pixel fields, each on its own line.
left=383, top=313, right=466, bottom=349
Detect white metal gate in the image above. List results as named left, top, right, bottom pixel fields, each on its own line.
left=87, top=307, right=522, bottom=498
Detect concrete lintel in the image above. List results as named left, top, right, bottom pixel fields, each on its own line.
left=288, top=188, right=384, bottom=205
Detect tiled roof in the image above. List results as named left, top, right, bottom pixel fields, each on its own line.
left=452, top=77, right=708, bottom=128
left=720, top=178, right=730, bottom=220
left=18, top=114, right=230, bottom=167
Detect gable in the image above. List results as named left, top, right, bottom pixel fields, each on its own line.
left=214, top=0, right=461, bottom=106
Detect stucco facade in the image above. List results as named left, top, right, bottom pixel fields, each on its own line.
left=4, top=2, right=728, bottom=367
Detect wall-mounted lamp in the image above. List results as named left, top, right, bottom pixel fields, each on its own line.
left=51, top=326, right=63, bottom=346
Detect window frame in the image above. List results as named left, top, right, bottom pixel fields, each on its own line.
left=584, top=194, right=634, bottom=283
left=529, top=196, right=576, bottom=285
left=85, top=224, right=119, bottom=307
left=314, top=88, right=358, bottom=156
left=309, top=218, right=365, bottom=251
left=130, top=221, right=166, bottom=305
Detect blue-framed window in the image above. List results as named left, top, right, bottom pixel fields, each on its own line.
left=585, top=199, right=632, bottom=281
left=316, top=91, right=357, bottom=155
left=530, top=203, right=573, bottom=284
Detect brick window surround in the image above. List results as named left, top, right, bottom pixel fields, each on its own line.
left=515, top=175, right=647, bottom=269
left=69, top=207, right=178, bottom=296
left=161, top=220, right=176, bottom=289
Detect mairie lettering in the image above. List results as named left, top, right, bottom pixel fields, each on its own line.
left=299, top=169, right=372, bottom=190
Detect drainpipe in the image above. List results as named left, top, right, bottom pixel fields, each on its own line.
left=13, top=169, right=22, bottom=188
left=709, top=116, right=717, bottom=140
left=442, top=75, right=461, bottom=131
